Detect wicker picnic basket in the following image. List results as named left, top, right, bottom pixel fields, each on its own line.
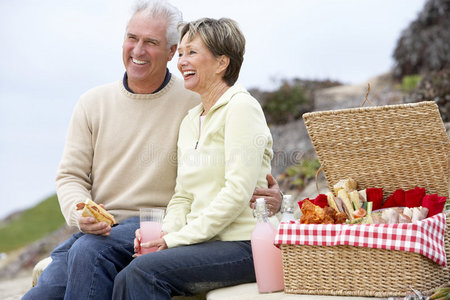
left=280, top=101, right=450, bottom=297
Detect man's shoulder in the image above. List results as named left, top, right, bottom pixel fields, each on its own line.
left=169, top=76, right=196, bottom=95
left=166, top=75, right=200, bottom=106
left=81, top=80, right=121, bottom=98
left=75, top=80, right=123, bottom=110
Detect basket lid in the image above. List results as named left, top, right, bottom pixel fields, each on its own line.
left=303, top=101, right=450, bottom=199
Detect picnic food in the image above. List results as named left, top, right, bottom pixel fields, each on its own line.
left=352, top=208, right=367, bottom=219
left=300, top=200, right=324, bottom=224
left=333, top=178, right=357, bottom=194
left=299, top=176, right=444, bottom=224
left=300, top=200, right=347, bottom=224
left=338, top=189, right=355, bottom=220
left=323, top=179, right=368, bottom=221
left=76, top=198, right=116, bottom=226
left=350, top=190, right=365, bottom=210
left=368, top=206, right=429, bottom=224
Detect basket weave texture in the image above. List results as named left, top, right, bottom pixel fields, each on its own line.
left=303, top=101, right=449, bottom=198
left=281, top=213, right=450, bottom=297
left=280, top=101, right=450, bottom=297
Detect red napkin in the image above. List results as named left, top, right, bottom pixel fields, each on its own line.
left=393, top=189, right=405, bottom=207
left=382, top=194, right=396, bottom=208
left=405, top=187, right=425, bottom=208
left=366, top=188, right=383, bottom=210
left=382, top=189, right=405, bottom=209
left=313, top=194, right=328, bottom=208
left=298, top=194, right=328, bottom=209
left=422, top=194, right=446, bottom=217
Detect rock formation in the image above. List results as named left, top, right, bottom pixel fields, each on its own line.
left=393, top=0, right=450, bottom=78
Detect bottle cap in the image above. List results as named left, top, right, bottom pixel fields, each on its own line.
left=256, top=197, right=265, bottom=204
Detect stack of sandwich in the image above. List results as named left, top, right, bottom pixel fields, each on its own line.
left=325, top=178, right=368, bottom=221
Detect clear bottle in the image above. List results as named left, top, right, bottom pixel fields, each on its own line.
left=251, top=198, right=284, bottom=293
left=280, top=194, right=295, bottom=223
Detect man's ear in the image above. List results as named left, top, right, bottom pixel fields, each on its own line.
left=217, top=55, right=230, bottom=74
left=168, top=44, right=177, bottom=61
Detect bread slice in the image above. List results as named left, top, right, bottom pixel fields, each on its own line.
left=358, top=189, right=367, bottom=202
left=338, top=189, right=355, bottom=220
left=76, top=198, right=116, bottom=226
left=333, top=178, right=357, bottom=194
left=326, top=192, right=339, bottom=212
left=350, top=190, right=361, bottom=210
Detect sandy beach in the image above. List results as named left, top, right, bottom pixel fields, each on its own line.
left=0, top=269, right=32, bottom=300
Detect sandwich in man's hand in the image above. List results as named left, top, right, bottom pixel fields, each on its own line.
left=76, top=198, right=116, bottom=226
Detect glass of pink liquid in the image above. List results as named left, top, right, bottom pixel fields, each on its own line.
left=139, top=208, right=165, bottom=255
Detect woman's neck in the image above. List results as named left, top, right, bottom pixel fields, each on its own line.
left=200, top=81, right=230, bottom=115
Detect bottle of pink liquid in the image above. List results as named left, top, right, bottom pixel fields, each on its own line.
left=139, top=221, right=163, bottom=254
left=251, top=198, right=284, bottom=293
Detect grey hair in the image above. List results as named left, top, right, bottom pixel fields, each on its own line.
left=128, top=0, right=183, bottom=49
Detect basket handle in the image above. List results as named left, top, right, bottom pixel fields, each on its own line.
left=315, top=166, right=324, bottom=195
left=361, top=83, right=376, bottom=107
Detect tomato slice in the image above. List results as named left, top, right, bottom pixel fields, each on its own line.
left=352, top=207, right=367, bottom=218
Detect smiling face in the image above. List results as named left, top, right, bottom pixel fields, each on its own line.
left=177, top=34, right=226, bottom=95
left=122, top=11, right=176, bottom=93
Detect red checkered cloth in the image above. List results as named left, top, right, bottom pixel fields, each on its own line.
left=275, top=213, right=447, bottom=266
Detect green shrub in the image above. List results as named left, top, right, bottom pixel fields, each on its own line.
left=262, top=82, right=311, bottom=125
left=0, top=194, right=65, bottom=253
left=400, top=75, right=422, bottom=92
left=405, top=68, right=450, bottom=122
left=279, top=158, right=321, bottom=190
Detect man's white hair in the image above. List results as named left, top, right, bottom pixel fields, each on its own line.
left=128, top=0, right=183, bottom=49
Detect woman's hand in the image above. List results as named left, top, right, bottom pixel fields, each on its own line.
left=133, top=231, right=167, bottom=258
left=142, top=238, right=168, bottom=251
left=250, top=174, right=282, bottom=216
left=133, top=228, right=142, bottom=256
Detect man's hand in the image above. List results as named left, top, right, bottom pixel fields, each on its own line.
left=250, top=174, right=283, bottom=216
left=78, top=204, right=111, bottom=236
left=78, top=216, right=111, bottom=236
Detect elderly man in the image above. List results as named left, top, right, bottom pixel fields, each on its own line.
left=23, top=1, right=281, bottom=299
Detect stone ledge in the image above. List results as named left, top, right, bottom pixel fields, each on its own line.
left=206, top=283, right=387, bottom=300
left=32, top=258, right=387, bottom=300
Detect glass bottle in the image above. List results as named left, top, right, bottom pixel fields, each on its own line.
left=280, top=194, right=295, bottom=222
left=251, top=198, right=284, bottom=293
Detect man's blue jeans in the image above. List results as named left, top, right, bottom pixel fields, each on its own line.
left=22, top=217, right=139, bottom=300
left=112, top=240, right=256, bottom=299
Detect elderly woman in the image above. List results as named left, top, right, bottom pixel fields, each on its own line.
left=112, top=18, right=273, bottom=299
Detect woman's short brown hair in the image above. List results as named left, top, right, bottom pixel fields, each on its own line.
left=180, top=18, right=245, bottom=86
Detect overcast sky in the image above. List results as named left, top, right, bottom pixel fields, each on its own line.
left=0, top=0, right=426, bottom=220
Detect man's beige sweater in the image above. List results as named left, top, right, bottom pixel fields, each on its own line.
left=56, top=76, right=199, bottom=227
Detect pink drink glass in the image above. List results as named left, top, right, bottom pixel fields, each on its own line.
left=139, top=208, right=165, bottom=254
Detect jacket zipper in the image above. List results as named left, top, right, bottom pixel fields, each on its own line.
left=195, top=112, right=203, bottom=150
